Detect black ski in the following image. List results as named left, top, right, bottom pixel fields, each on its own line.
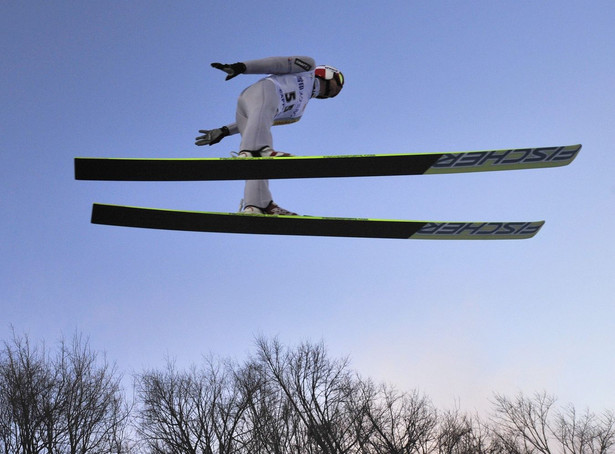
left=90, top=204, right=544, bottom=240
left=75, top=144, right=581, bottom=181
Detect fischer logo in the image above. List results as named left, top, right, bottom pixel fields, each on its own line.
left=417, top=222, right=543, bottom=237
left=433, top=146, right=578, bottom=168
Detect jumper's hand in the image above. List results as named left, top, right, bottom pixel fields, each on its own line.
left=195, top=127, right=229, bottom=146
left=211, top=62, right=246, bottom=81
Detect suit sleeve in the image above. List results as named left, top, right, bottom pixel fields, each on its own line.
left=243, top=56, right=315, bottom=75
left=225, top=123, right=239, bottom=135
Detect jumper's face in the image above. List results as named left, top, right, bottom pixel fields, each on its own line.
left=327, top=77, right=343, bottom=98
left=317, top=76, right=343, bottom=99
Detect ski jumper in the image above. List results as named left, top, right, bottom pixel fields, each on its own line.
left=223, top=56, right=320, bottom=209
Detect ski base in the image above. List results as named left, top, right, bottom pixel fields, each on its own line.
left=90, top=204, right=544, bottom=240
left=75, top=144, right=581, bottom=181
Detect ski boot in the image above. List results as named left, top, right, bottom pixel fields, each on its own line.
left=234, top=146, right=294, bottom=158
left=242, top=201, right=298, bottom=216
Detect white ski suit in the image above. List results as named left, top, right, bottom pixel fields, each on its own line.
left=222, top=56, right=321, bottom=209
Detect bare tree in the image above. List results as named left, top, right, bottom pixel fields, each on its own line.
left=437, top=409, right=472, bottom=454
left=436, top=410, right=504, bottom=454
left=358, top=382, right=437, bottom=454
left=254, top=337, right=363, bottom=454
left=206, top=357, right=251, bottom=454
left=595, top=411, right=615, bottom=454
left=58, top=334, right=130, bottom=453
left=554, top=405, right=615, bottom=454
left=136, top=360, right=213, bottom=454
left=6, top=332, right=615, bottom=454
left=234, top=359, right=303, bottom=454
left=491, top=392, right=556, bottom=454
left=343, top=377, right=380, bottom=454
left=491, top=392, right=615, bottom=454
left=0, top=331, right=129, bottom=454
left=0, top=333, right=53, bottom=454
left=136, top=356, right=251, bottom=454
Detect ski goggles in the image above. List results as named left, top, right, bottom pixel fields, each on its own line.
left=315, top=66, right=345, bottom=87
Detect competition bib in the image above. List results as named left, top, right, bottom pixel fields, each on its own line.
left=266, top=71, right=315, bottom=125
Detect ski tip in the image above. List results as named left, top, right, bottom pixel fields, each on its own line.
left=568, top=143, right=582, bottom=158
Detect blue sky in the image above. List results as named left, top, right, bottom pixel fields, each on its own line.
left=2, top=1, right=614, bottom=414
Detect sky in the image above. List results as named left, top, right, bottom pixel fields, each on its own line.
left=1, top=1, right=614, bottom=415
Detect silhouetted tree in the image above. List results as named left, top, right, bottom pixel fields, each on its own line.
left=0, top=331, right=129, bottom=454
left=8, top=331, right=613, bottom=454
left=254, top=337, right=363, bottom=454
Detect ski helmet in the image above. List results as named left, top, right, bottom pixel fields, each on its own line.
left=315, top=65, right=344, bottom=98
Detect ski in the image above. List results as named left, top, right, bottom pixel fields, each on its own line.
left=90, top=204, right=544, bottom=240
left=75, top=144, right=581, bottom=181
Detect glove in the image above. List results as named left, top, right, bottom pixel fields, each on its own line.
left=211, top=62, right=246, bottom=81
left=195, top=126, right=230, bottom=146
